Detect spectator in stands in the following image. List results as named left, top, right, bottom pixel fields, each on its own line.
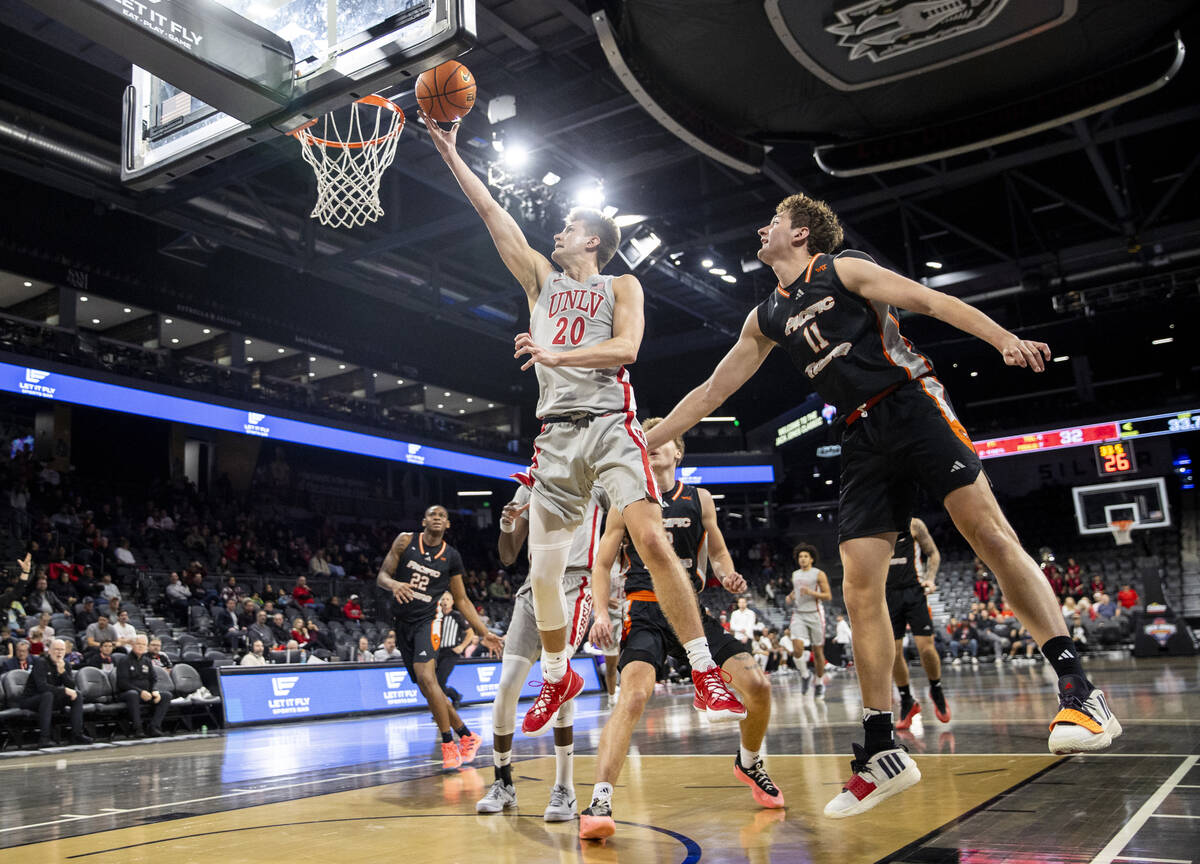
left=374, top=634, right=404, bottom=662
left=268, top=612, right=290, bottom=647
left=1061, top=596, right=1078, bottom=621
left=729, top=596, right=757, bottom=645
left=220, top=576, right=244, bottom=604
left=97, top=573, right=121, bottom=603
left=290, top=616, right=311, bottom=646
left=343, top=594, right=364, bottom=622
left=113, top=538, right=136, bottom=568
left=973, top=572, right=994, bottom=604
left=26, top=576, right=66, bottom=615
left=3, top=640, right=32, bottom=672
left=237, top=598, right=258, bottom=628
left=1095, top=593, right=1118, bottom=620
left=75, top=565, right=96, bottom=599
left=51, top=571, right=78, bottom=608
left=1063, top=569, right=1084, bottom=599
left=306, top=619, right=334, bottom=657
left=73, top=597, right=98, bottom=633
left=28, top=627, right=47, bottom=656
left=241, top=639, right=268, bottom=667
left=214, top=598, right=242, bottom=653
left=0, top=625, right=13, bottom=658
left=1089, top=573, right=1106, bottom=598
left=309, top=548, right=332, bottom=577
left=1070, top=613, right=1090, bottom=653
left=37, top=612, right=55, bottom=643
left=117, top=634, right=168, bottom=737
left=1065, top=557, right=1082, bottom=579
left=147, top=637, right=172, bottom=669
left=247, top=611, right=274, bottom=650
left=1007, top=625, right=1037, bottom=662
left=84, top=639, right=118, bottom=672
left=291, top=575, right=321, bottom=613
left=978, top=619, right=1007, bottom=661
left=834, top=614, right=853, bottom=665
left=165, top=572, right=190, bottom=622
left=63, top=637, right=83, bottom=668
left=112, top=610, right=137, bottom=650
left=352, top=635, right=374, bottom=663
left=1117, top=584, right=1139, bottom=609
left=718, top=612, right=730, bottom=632
left=487, top=574, right=511, bottom=602
left=21, top=639, right=91, bottom=747
left=85, top=614, right=118, bottom=650
left=751, top=628, right=772, bottom=670
left=948, top=617, right=979, bottom=664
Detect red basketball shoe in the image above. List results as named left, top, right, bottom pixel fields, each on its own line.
left=692, top=666, right=747, bottom=721
left=522, top=665, right=584, bottom=736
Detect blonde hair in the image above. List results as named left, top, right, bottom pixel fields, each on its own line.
left=775, top=194, right=844, bottom=254
left=641, top=417, right=684, bottom=459
left=567, top=207, right=621, bottom=269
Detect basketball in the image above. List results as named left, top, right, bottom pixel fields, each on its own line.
left=415, top=60, right=476, bottom=124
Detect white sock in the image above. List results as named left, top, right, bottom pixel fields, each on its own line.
left=591, top=781, right=613, bottom=805
left=555, top=744, right=574, bottom=789
left=739, top=744, right=760, bottom=767
left=683, top=637, right=715, bottom=672
left=493, top=749, right=511, bottom=769
left=542, top=648, right=569, bottom=683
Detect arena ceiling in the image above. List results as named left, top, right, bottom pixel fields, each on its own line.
left=0, top=0, right=1197, bottom=438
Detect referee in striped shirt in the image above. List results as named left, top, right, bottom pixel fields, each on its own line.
left=436, top=592, right=475, bottom=707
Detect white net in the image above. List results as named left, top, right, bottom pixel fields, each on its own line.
left=1110, top=521, right=1134, bottom=546
left=292, top=95, right=405, bottom=229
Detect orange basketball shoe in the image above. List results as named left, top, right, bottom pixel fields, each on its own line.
left=458, top=732, right=482, bottom=763
left=733, top=754, right=785, bottom=808
left=441, top=741, right=462, bottom=770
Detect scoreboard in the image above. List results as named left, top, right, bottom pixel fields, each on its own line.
left=1095, top=441, right=1137, bottom=475
left=975, top=422, right=1118, bottom=459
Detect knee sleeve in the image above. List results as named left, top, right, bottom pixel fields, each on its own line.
left=528, top=500, right=577, bottom=631
left=492, top=657, right=532, bottom=737
left=554, top=696, right=575, bottom=728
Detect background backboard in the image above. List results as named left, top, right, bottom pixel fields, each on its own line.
left=122, top=0, right=475, bottom=189
left=1072, top=477, right=1171, bottom=535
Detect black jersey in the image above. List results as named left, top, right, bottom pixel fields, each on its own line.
left=886, top=529, right=921, bottom=590
left=755, top=251, right=935, bottom=415
left=391, top=534, right=464, bottom=625
left=624, top=483, right=706, bottom=595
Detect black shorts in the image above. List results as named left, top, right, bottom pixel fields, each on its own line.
left=394, top=615, right=439, bottom=670
left=618, top=597, right=745, bottom=677
left=887, top=583, right=934, bottom=640
left=838, top=377, right=982, bottom=542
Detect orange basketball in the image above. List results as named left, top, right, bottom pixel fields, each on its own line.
left=415, top=60, right=476, bottom=124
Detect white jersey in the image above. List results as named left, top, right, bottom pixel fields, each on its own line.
left=530, top=271, right=635, bottom=418
left=512, top=482, right=609, bottom=575
left=792, top=567, right=821, bottom=614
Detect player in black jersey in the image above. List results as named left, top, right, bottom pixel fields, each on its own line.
left=647, top=193, right=1120, bottom=817
left=888, top=517, right=950, bottom=729
left=579, top=418, right=782, bottom=842
left=376, top=505, right=503, bottom=771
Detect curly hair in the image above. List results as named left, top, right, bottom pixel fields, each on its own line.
left=776, top=194, right=844, bottom=255
left=793, top=542, right=819, bottom=565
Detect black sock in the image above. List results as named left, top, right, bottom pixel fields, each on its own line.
left=441, top=730, right=454, bottom=744
left=863, top=712, right=895, bottom=755
left=898, top=684, right=911, bottom=700
left=929, top=679, right=941, bottom=691
left=1042, top=636, right=1090, bottom=688
left=496, top=764, right=513, bottom=786
left=456, top=724, right=470, bottom=738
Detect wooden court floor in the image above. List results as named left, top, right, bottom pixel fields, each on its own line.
left=1, top=657, right=1196, bottom=863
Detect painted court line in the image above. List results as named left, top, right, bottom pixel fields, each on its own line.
left=1113, top=857, right=1191, bottom=863
left=1089, top=755, right=1199, bottom=864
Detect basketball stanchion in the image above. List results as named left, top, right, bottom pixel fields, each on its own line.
left=289, top=94, right=405, bottom=228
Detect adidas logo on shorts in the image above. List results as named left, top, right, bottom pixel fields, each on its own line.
left=950, top=461, right=966, bottom=473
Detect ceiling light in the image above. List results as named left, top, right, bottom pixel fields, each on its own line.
left=202, top=328, right=211, bottom=334
left=79, top=296, right=88, bottom=302
left=602, top=205, right=619, bottom=219
left=925, top=261, right=943, bottom=270
left=700, top=416, right=737, bottom=423
left=277, top=347, right=286, bottom=354
left=308, top=372, right=315, bottom=377
left=573, top=182, right=604, bottom=208
left=437, top=403, right=445, bottom=409
left=502, top=143, right=529, bottom=169
left=123, top=307, right=132, bottom=314
left=825, top=479, right=833, bottom=485
left=740, top=257, right=763, bottom=273
left=970, top=371, right=978, bottom=377
left=338, top=363, right=346, bottom=369
left=372, top=372, right=378, bottom=378
left=309, top=357, right=316, bottom=362
left=246, top=357, right=255, bottom=362
left=22, top=281, right=32, bottom=287
left=397, top=379, right=404, bottom=385
left=1053, top=355, right=1069, bottom=363
left=614, top=214, right=647, bottom=228
left=459, top=409, right=465, bottom=414
left=541, top=171, right=561, bottom=186
left=466, top=397, right=473, bottom=403
left=244, top=339, right=252, bottom=345
left=91, top=318, right=100, bottom=324
left=721, top=274, right=737, bottom=284
left=170, top=338, right=179, bottom=344
left=709, top=267, right=727, bottom=276
left=456, top=490, right=492, bottom=497
left=164, top=318, right=173, bottom=324
left=488, top=403, right=495, bottom=408
left=700, top=258, right=714, bottom=269
left=444, top=391, right=451, bottom=397
left=710, top=493, right=725, bottom=500
left=1152, top=337, right=1174, bottom=345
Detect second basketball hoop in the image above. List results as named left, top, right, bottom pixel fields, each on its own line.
left=290, top=94, right=406, bottom=229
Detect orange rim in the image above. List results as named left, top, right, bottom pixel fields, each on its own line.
left=288, top=94, right=406, bottom=149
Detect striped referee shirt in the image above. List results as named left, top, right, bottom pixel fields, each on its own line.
left=439, top=610, right=467, bottom=651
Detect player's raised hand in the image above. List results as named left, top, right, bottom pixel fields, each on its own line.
left=481, top=632, right=504, bottom=656
left=392, top=583, right=416, bottom=604
left=997, top=333, right=1050, bottom=372
left=514, top=332, right=559, bottom=371
left=721, top=571, right=747, bottom=595
left=418, top=107, right=459, bottom=156
left=590, top=615, right=614, bottom=650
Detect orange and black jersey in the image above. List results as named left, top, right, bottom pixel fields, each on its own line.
left=887, top=529, right=921, bottom=591
left=390, top=535, right=464, bottom=625
left=624, top=482, right=706, bottom=596
left=755, top=250, right=935, bottom=416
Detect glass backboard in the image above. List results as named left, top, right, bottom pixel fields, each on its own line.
left=122, top=0, right=475, bottom=189
left=1071, top=477, right=1171, bottom=535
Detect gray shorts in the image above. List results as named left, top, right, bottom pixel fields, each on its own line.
left=530, top=412, right=661, bottom=525
left=790, top=610, right=825, bottom=646
left=505, top=568, right=593, bottom=663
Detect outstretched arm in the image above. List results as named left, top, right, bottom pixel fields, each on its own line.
left=833, top=256, right=1051, bottom=372
left=450, top=574, right=503, bottom=654
left=698, top=488, right=745, bottom=594
left=514, top=274, right=645, bottom=371
left=422, top=112, right=552, bottom=305
left=644, top=309, right=775, bottom=450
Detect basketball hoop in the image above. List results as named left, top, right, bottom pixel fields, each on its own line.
left=1109, top=519, right=1134, bottom=546
left=289, top=94, right=405, bottom=229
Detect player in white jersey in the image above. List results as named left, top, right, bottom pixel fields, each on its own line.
left=426, top=114, right=745, bottom=735
left=476, top=480, right=607, bottom=822
left=786, top=544, right=832, bottom=697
